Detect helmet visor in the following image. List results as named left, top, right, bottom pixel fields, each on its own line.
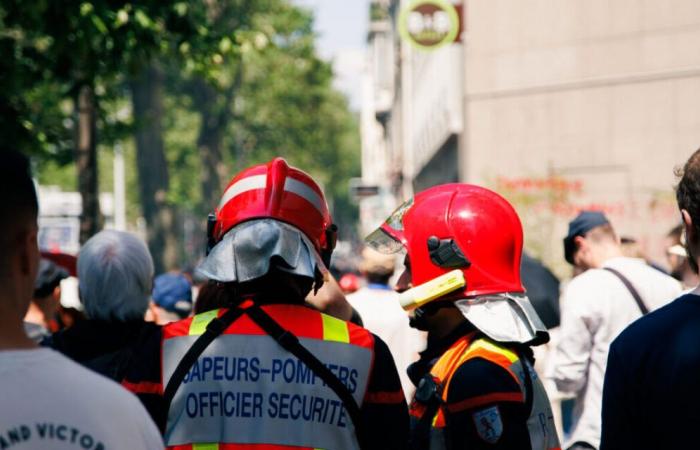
left=364, top=197, right=414, bottom=254
left=365, top=227, right=405, bottom=254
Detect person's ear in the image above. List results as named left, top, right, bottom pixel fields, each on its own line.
left=573, top=235, right=587, bottom=253
left=18, top=227, right=38, bottom=276
left=682, top=209, right=695, bottom=243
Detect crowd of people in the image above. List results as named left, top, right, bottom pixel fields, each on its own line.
left=2, top=148, right=700, bottom=450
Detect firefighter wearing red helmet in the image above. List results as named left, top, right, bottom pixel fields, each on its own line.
left=123, top=158, right=408, bottom=450
left=367, top=183, right=560, bottom=450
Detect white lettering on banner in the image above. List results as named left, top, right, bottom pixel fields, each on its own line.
left=180, top=390, right=349, bottom=427
left=163, top=334, right=372, bottom=449
left=181, top=355, right=359, bottom=393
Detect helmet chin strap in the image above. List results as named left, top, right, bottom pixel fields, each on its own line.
left=409, top=301, right=456, bottom=331
left=321, top=224, right=338, bottom=268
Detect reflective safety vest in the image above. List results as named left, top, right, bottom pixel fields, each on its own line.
left=409, top=334, right=560, bottom=450
left=161, top=304, right=375, bottom=450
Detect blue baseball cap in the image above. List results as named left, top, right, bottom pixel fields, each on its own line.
left=152, top=273, right=192, bottom=318
left=563, top=211, right=610, bottom=265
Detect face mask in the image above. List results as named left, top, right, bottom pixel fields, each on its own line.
left=408, top=307, right=431, bottom=331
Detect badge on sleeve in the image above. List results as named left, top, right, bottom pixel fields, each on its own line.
left=472, top=406, right=503, bottom=444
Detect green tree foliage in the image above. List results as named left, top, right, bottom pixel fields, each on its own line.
left=5, top=0, right=361, bottom=266
left=228, top=5, right=361, bottom=236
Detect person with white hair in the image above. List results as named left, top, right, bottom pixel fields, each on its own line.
left=47, top=229, right=161, bottom=382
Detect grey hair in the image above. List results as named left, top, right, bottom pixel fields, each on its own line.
left=77, top=230, right=154, bottom=321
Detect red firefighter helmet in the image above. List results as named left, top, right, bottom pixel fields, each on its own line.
left=210, top=158, right=335, bottom=261
left=367, top=183, right=524, bottom=299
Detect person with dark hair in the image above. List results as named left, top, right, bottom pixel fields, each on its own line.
left=549, top=210, right=681, bottom=450
left=150, top=272, right=193, bottom=324
left=664, top=223, right=699, bottom=288
left=124, top=158, right=408, bottom=449
left=0, top=151, right=163, bottom=448
left=24, top=258, right=68, bottom=342
left=601, top=148, right=700, bottom=449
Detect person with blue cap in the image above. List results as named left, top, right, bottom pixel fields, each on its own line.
left=547, top=210, right=681, bottom=450
left=150, top=272, right=193, bottom=324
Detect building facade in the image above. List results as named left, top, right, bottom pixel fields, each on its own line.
left=361, top=0, right=700, bottom=274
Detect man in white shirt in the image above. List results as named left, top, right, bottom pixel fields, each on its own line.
left=547, top=211, right=681, bottom=450
left=0, top=151, right=163, bottom=449
left=347, top=247, right=425, bottom=400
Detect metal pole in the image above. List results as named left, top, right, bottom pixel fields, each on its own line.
left=114, top=142, right=127, bottom=231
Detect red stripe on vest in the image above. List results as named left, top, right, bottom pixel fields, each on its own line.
left=364, top=390, right=405, bottom=404
left=446, top=391, right=524, bottom=413
left=122, top=380, right=163, bottom=395
left=163, top=305, right=373, bottom=350
left=163, top=315, right=199, bottom=339
left=168, top=444, right=317, bottom=450
left=348, top=321, right=374, bottom=348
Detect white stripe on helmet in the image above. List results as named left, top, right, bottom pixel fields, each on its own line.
left=217, top=174, right=267, bottom=210
left=217, top=174, right=325, bottom=215
left=284, top=177, right=325, bottom=214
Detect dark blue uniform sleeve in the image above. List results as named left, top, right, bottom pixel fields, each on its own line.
left=122, top=327, right=168, bottom=432
left=445, top=357, right=531, bottom=449
left=600, top=339, right=632, bottom=450
left=362, top=334, right=410, bottom=450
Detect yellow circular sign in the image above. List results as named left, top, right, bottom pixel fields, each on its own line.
left=399, top=0, right=460, bottom=51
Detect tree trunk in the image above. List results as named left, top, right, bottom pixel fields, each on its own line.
left=75, top=84, right=102, bottom=244
left=191, top=63, right=242, bottom=211
left=131, top=62, right=179, bottom=273
left=192, top=79, right=227, bottom=211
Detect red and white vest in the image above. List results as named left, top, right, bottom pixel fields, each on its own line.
left=161, top=304, right=375, bottom=450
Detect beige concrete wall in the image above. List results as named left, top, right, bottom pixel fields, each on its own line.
left=462, top=0, right=700, bottom=275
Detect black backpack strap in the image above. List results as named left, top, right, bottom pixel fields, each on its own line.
left=162, top=306, right=247, bottom=412
left=603, top=267, right=649, bottom=315
left=518, top=349, right=534, bottom=418
left=244, top=305, right=368, bottom=449
left=408, top=374, right=443, bottom=450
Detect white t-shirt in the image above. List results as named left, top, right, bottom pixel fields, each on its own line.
left=0, top=348, right=163, bottom=449
left=347, top=285, right=426, bottom=400
left=547, top=257, right=682, bottom=448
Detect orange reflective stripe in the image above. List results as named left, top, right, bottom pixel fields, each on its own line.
left=446, top=391, right=524, bottom=413
left=454, top=348, right=521, bottom=387
left=466, top=339, right=518, bottom=363
left=426, top=333, right=475, bottom=386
